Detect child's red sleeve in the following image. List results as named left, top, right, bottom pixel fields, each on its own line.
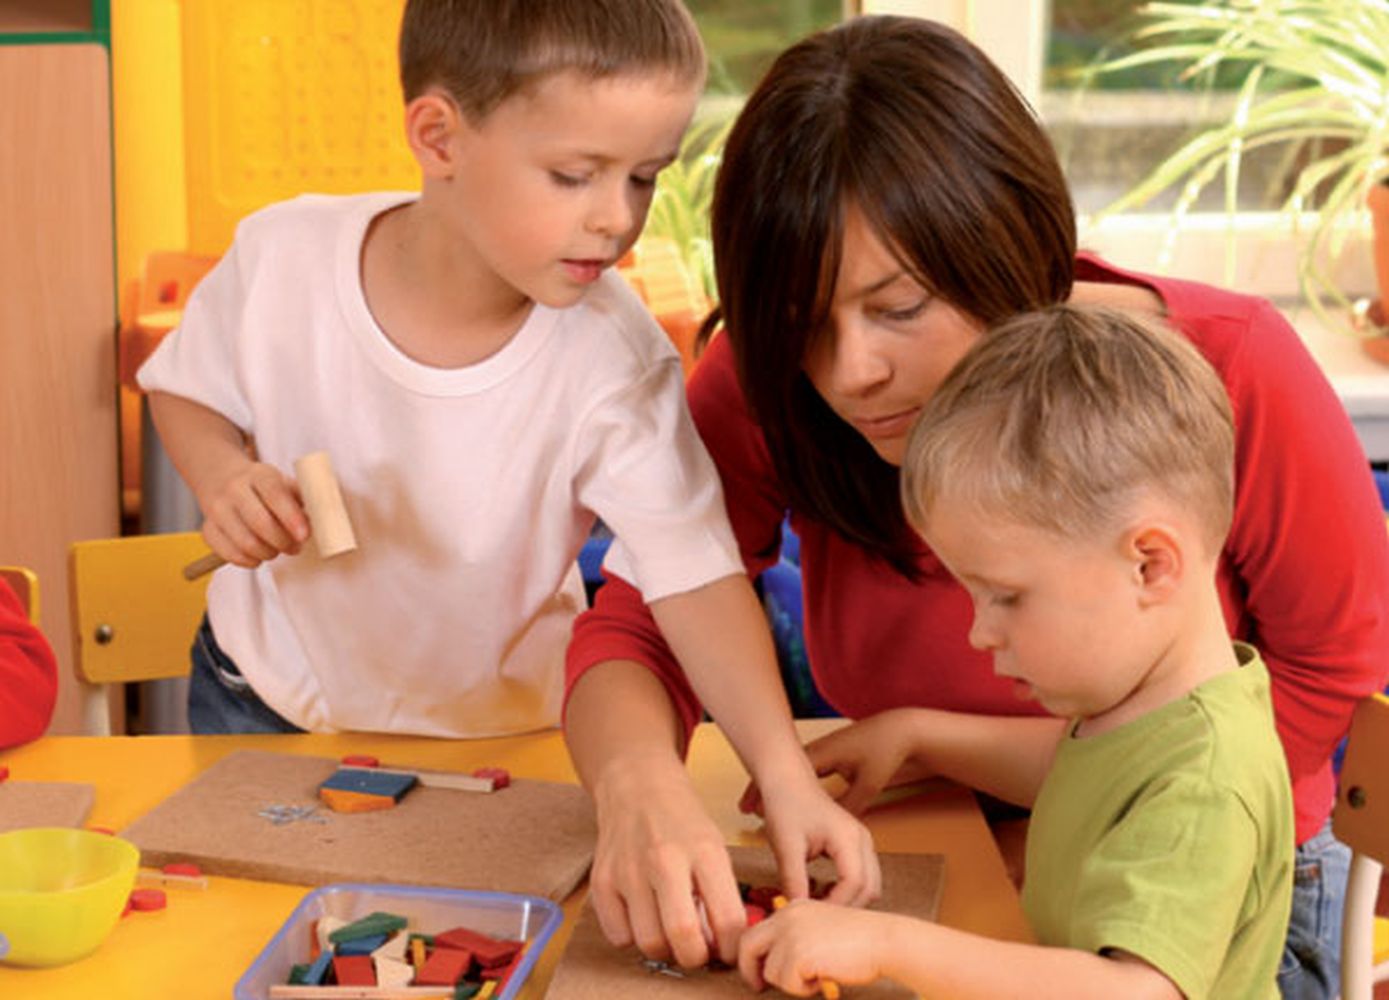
left=0, top=579, right=58, bottom=748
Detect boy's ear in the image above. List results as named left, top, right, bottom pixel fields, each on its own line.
left=404, top=91, right=465, bottom=179
left=1125, top=523, right=1184, bottom=607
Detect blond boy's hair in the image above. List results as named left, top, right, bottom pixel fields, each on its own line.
left=399, top=0, right=705, bottom=121
left=901, top=304, right=1235, bottom=551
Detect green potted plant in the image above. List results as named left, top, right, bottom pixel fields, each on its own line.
left=1082, top=0, right=1389, bottom=352
left=624, top=111, right=733, bottom=374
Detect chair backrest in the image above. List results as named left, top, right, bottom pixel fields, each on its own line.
left=1335, top=692, right=1389, bottom=1000
left=0, top=566, right=39, bottom=622
left=68, top=533, right=210, bottom=735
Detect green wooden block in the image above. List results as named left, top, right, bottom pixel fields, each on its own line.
left=453, top=982, right=482, bottom=999
left=287, top=963, right=311, bottom=985
left=328, top=910, right=409, bottom=944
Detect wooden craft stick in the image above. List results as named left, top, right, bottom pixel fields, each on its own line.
left=267, top=987, right=452, bottom=999
left=136, top=867, right=209, bottom=890
left=772, top=896, right=841, bottom=999
left=340, top=766, right=495, bottom=794
left=182, top=449, right=358, bottom=579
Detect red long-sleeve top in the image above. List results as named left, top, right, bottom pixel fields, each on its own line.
left=0, top=578, right=57, bottom=748
left=566, top=256, right=1389, bottom=844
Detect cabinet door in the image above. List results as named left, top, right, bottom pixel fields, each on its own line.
left=0, top=43, right=118, bottom=735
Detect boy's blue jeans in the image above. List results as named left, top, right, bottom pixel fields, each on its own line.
left=1278, top=820, right=1352, bottom=1000
left=187, top=615, right=302, bottom=734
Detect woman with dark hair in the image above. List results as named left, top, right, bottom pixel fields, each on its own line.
left=563, top=16, right=1389, bottom=999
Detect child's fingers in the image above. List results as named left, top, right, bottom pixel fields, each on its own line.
left=824, top=832, right=882, bottom=909
left=203, top=514, right=275, bottom=568
left=251, top=470, right=310, bottom=549
left=736, top=917, right=774, bottom=991
left=769, top=833, right=811, bottom=902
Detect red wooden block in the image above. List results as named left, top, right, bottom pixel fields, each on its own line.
left=471, top=766, right=510, bottom=789
left=333, top=954, right=376, bottom=987
left=745, top=886, right=780, bottom=912
left=435, top=926, right=521, bottom=968
left=128, top=888, right=167, bottom=912
left=162, top=862, right=203, bottom=878
left=415, top=947, right=472, bottom=986
left=340, top=754, right=380, bottom=767
left=0, top=766, right=9, bottom=783
left=745, top=904, right=767, bottom=927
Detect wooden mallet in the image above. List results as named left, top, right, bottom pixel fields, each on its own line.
left=181, top=450, right=358, bottom=580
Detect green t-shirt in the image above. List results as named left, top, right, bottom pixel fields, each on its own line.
left=1021, top=644, right=1293, bottom=999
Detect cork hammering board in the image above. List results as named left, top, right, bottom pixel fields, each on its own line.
left=119, top=750, right=596, bottom=901
left=546, top=845, right=945, bottom=999
left=0, top=781, right=95, bottom=833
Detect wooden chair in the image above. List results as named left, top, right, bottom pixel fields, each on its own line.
left=0, top=565, right=39, bottom=622
left=1335, top=691, right=1389, bottom=1000
left=68, top=532, right=210, bottom=735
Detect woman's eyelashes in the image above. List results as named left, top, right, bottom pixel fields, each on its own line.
left=877, top=296, right=931, bottom=323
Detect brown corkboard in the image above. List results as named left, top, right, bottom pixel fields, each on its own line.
left=119, top=750, right=595, bottom=901
left=546, top=846, right=945, bottom=999
left=0, top=781, right=95, bottom=833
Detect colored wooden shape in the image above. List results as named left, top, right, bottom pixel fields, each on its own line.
left=416, top=947, right=471, bottom=986
left=332, top=954, right=376, bottom=987
left=372, top=932, right=409, bottom=963
left=319, top=788, right=396, bottom=814
left=304, top=951, right=332, bottom=986
left=434, top=927, right=520, bottom=968
left=410, top=936, right=427, bottom=972
left=321, top=768, right=417, bottom=800
left=128, top=888, right=167, bottom=911
left=341, top=755, right=380, bottom=767
left=337, top=933, right=390, bottom=957
left=374, top=955, right=414, bottom=988
left=331, top=912, right=410, bottom=944
left=470, top=767, right=510, bottom=790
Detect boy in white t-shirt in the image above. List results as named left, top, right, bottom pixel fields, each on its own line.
left=140, top=2, right=875, bottom=899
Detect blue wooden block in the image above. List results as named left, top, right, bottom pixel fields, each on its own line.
left=335, top=933, right=390, bottom=956
left=319, top=768, right=418, bottom=801
left=305, top=950, right=333, bottom=986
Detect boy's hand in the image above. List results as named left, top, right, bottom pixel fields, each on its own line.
left=756, top=767, right=881, bottom=908
left=588, top=752, right=747, bottom=968
left=198, top=459, right=310, bottom=568
left=739, top=899, right=893, bottom=995
left=742, top=710, right=933, bottom=818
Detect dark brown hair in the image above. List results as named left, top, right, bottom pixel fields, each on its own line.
left=399, top=0, right=705, bottom=120
left=707, top=15, right=1076, bottom=575
left=902, top=305, right=1234, bottom=551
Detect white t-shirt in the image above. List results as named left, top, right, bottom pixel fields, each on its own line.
left=138, top=192, right=742, bottom=736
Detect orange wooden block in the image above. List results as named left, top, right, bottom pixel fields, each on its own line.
left=409, top=936, right=426, bottom=972
left=319, top=787, right=396, bottom=813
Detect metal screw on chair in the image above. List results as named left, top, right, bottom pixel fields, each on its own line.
left=1347, top=785, right=1367, bottom=809
left=94, top=623, right=114, bottom=645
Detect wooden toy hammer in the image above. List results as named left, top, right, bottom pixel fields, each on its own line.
left=181, top=450, right=358, bottom=580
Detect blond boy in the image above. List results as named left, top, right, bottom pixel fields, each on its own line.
left=740, top=305, right=1294, bottom=999
left=139, top=1, right=873, bottom=937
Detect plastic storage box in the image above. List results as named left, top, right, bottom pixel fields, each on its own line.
left=234, top=882, right=562, bottom=1000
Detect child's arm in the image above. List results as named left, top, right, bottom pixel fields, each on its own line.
left=148, top=391, right=309, bottom=567
left=0, top=580, right=56, bottom=749
left=577, top=573, right=879, bottom=965
left=785, top=707, right=1068, bottom=816
left=651, top=575, right=879, bottom=893
left=739, top=900, right=1182, bottom=1000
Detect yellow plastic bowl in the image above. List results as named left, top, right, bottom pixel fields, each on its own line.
left=0, top=827, right=139, bottom=967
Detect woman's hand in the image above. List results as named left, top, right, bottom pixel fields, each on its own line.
left=742, top=709, right=934, bottom=819
left=587, top=751, right=748, bottom=968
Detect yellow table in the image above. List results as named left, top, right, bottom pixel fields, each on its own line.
left=0, top=722, right=1030, bottom=998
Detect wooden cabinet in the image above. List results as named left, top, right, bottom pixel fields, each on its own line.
left=0, top=3, right=118, bottom=735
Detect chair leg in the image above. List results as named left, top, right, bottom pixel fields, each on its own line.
left=82, top=684, right=113, bottom=737
left=1342, top=853, right=1383, bottom=1000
